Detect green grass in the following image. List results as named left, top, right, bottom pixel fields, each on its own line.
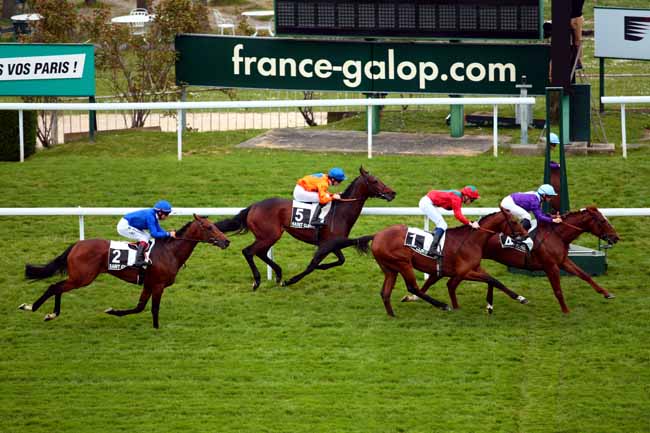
left=0, top=131, right=649, bottom=433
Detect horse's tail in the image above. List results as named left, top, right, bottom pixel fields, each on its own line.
left=25, top=244, right=74, bottom=280
left=324, top=235, right=375, bottom=255
left=215, top=206, right=251, bottom=234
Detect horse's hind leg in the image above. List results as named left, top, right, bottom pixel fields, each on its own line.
left=105, top=286, right=152, bottom=317
left=243, top=239, right=282, bottom=290
left=378, top=265, right=398, bottom=317
left=19, top=280, right=63, bottom=314
left=255, top=248, right=283, bottom=285
left=401, top=266, right=450, bottom=312
left=560, top=258, right=614, bottom=299
left=284, top=248, right=344, bottom=287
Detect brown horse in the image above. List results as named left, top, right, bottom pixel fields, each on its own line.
left=478, top=206, right=619, bottom=313
left=349, top=210, right=527, bottom=316
left=215, top=166, right=396, bottom=290
left=19, top=215, right=230, bottom=328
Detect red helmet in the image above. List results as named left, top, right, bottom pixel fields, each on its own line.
left=461, top=185, right=480, bottom=199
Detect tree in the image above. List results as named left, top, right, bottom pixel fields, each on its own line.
left=84, top=0, right=210, bottom=128
left=22, top=0, right=80, bottom=147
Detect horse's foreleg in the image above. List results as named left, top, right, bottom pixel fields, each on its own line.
left=315, top=249, right=345, bottom=270
left=284, top=248, right=344, bottom=287
left=486, top=284, right=494, bottom=314
left=401, top=267, right=450, bottom=312
left=560, top=258, right=614, bottom=299
left=105, top=286, right=152, bottom=317
left=545, top=265, right=570, bottom=313
left=150, top=286, right=165, bottom=329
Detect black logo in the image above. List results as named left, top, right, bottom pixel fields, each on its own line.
left=624, top=16, right=650, bottom=41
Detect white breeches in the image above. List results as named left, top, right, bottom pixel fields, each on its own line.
left=418, top=196, right=448, bottom=230
left=293, top=185, right=320, bottom=203
left=117, top=218, right=151, bottom=242
left=500, top=196, right=531, bottom=222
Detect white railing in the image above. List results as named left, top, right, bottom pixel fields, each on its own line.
left=0, top=96, right=535, bottom=162
left=2, top=206, right=648, bottom=280
left=601, top=95, right=650, bottom=159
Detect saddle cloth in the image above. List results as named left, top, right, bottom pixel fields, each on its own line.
left=499, top=234, right=534, bottom=253
left=290, top=200, right=318, bottom=229
left=108, top=240, right=156, bottom=271
left=404, top=227, right=446, bottom=258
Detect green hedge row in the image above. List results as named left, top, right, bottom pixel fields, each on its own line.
left=0, top=110, right=37, bottom=161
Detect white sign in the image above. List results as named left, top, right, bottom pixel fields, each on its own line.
left=0, top=54, right=86, bottom=81
left=595, top=7, right=650, bottom=60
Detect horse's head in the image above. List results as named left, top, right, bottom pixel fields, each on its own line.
left=356, top=166, right=396, bottom=201
left=185, top=214, right=230, bottom=249
left=581, top=207, right=620, bottom=246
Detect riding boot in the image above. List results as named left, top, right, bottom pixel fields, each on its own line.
left=428, top=228, right=444, bottom=256
left=133, top=241, right=149, bottom=268
left=310, top=204, right=325, bottom=226
left=518, top=219, right=533, bottom=251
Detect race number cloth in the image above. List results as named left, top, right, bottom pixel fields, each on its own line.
left=290, top=200, right=317, bottom=229
left=499, top=234, right=534, bottom=253
left=108, top=241, right=138, bottom=270
left=404, top=227, right=445, bottom=258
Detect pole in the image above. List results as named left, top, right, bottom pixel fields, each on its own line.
left=516, top=75, right=533, bottom=145
left=18, top=109, right=24, bottom=163
left=599, top=58, right=605, bottom=113
left=89, top=96, right=96, bottom=142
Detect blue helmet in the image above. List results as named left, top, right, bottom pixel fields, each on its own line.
left=537, top=184, right=557, bottom=196
left=153, top=200, right=172, bottom=214
left=328, top=167, right=347, bottom=182
left=549, top=133, right=560, bottom=145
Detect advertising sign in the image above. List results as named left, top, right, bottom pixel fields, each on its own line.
left=595, top=7, right=650, bottom=60
left=176, top=35, right=550, bottom=95
left=0, top=43, right=95, bottom=96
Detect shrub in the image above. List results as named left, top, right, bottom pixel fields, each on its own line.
left=0, top=111, right=38, bottom=161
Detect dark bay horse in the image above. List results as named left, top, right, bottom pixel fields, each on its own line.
left=350, top=210, right=527, bottom=316
left=215, top=166, right=396, bottom=290
left=19, top=215, right=230, bottom=328
left=479, top=206, right=620, bottom=313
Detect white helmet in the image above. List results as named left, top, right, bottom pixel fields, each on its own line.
left=537, top=184, right=557, bottom=196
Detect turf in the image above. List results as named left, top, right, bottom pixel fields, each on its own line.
left=0, top=130, right=649, bottom=433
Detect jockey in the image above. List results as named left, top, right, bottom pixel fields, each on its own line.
left=548, top=132, right=561, bottom=169
left=117, top=200, right=177, bottom=267
left=293, top=167, right=347, bottom=226
left=418, top=185, right=481, bottom=255
left=500, top=184, right=563, bottom=242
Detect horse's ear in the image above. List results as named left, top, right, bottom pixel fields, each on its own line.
left=359, top=165, right=368, bottom=176
left=193, top=214, right=200, bottom=220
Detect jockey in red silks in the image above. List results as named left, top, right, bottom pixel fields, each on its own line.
left=117, top=200, right=176, bottom=267
left=418, top=185, right=481, bottom=255
left=293, top=167, right=347, bottom=226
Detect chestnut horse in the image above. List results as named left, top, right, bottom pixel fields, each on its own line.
left=215, top=167, right=396, bottom=290
left=349, top=210, right=527, bottom=316
left=20, top=215, right=230, bottom=328
left=480, top=206, right=619, bottom=313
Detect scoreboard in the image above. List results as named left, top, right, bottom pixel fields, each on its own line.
left=275, top=0, right=543, bottom=40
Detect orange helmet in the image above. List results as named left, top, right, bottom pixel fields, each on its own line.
left=461, top=185, right=480, bottom=199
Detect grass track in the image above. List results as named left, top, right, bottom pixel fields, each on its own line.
left=0, top=131, right=649, bottom=433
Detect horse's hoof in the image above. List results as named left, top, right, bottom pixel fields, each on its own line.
left=605, top=293, right=616, bottom=299
left=43, top=313, right=57, bottom=321
left=401, top=295, right=419, bottom=302
left=18, top=303, right=32, bottom=311
left=280, top=280, right=287, bottom=287
left=517, top=295, right=529, bottom=304
left=442, top=305, right=452, bottom=312
left=105, top=308, right=115, bottom=314
left=486, top=304, right=494, bottom=314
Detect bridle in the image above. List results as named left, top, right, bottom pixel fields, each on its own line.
left=562, top=210, right=616, bottom=244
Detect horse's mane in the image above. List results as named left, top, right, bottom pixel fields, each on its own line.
left=340, top=175, right=362, bottom=199
left=562, top=206, right=598, bottom=219
left=158, top=220, right=193, bottom=244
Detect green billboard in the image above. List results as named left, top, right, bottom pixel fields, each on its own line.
left=176, top=35, right=550, bottom=95
left=0, top=43, right=95, bottom=96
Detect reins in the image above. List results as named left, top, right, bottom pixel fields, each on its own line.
left=561, top=220, right=583, bottom=232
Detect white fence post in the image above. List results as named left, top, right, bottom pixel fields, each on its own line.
left=19, top=109, right=24, bottom=163
left=621, top=104, right=627, bottom=159
left=367, top=106, right=373, bottom=159
left=78, top=206, right=85, bottom=240
left=177, top=109, right=183, bottom=161
left=493, top=104, right=498, bottom=157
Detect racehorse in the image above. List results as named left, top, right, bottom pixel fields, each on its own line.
left=479, top=206, right=619, bottom=313
left=347, top=209, right=527, bottom=316
left=19, top=215, right=230, bottom=328
left=215, top=166, right=396, bottom=290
